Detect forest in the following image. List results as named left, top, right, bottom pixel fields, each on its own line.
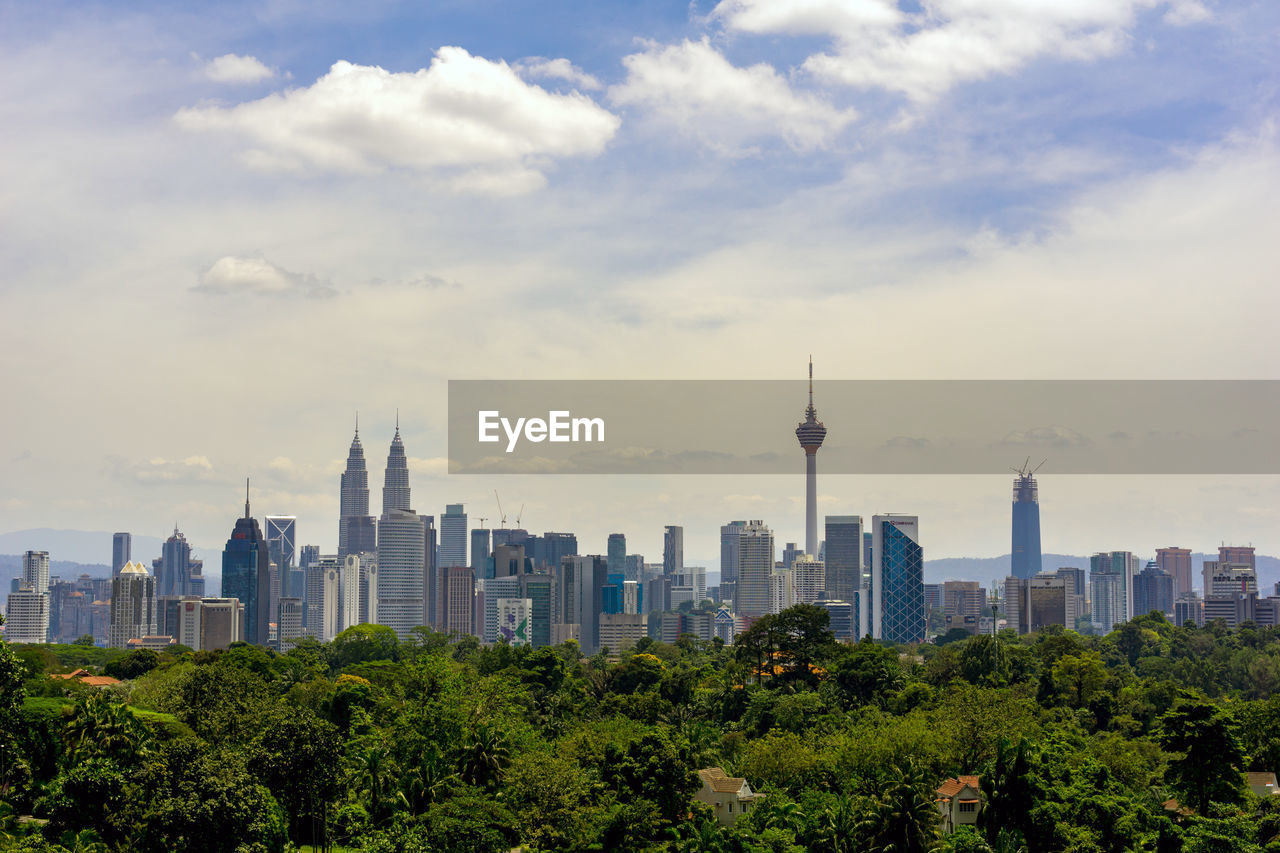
left=4, top=605, right=1280, bottom=852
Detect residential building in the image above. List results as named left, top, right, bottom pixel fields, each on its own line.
left=1091, top=570, right=1127, bottom=633
left=735, top=521, right=775, bottom=618
left=936, top=776, right=983, bottom=834
left=696, top=768, right=765, bottom=828
left=4, top=587, right=49, bottom=644
left=792, top=555, right=825, bottom=604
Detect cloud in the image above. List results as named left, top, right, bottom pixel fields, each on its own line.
left=712, top=0, right=1211, bottom=102
left=203, top=53, right=277, bottom=84
left=1001, top=426, right=1091, bottom=448
left=518, top=57, right=602, bottom=90
left=176, top=48, right=620, bottom=192
left=194, top=256, right=337, bottom=298
left=131, top=456, right=217, bottom=484
left=884, top=435, right=932, bottom=449
left=610, top=38, right=856, bottom=154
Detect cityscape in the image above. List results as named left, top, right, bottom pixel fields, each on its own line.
left=3, top=1, right=1278, bottom=851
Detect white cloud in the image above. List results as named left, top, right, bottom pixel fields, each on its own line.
left=203, top=53, right=277, bottom=84
left=195, top=255, right=336, bottom=298
left=518, top=57, right=602, bottom=90
left=132, top=456, right=217, bottom=484
left=176, top=48, right=620, bottom=191
left=610, top=38, right=856, bottom=153
left=713, top=0, right=1211, bottom=102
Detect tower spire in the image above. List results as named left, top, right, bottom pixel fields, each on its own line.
left=355, top=410, right=359, bottom=436
left=244, top=477, right=251, bottom=518
left=395, top=408, right=400, bottom=434
left=809, top=355, right=814, bottom=409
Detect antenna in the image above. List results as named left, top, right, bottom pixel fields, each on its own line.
left=808, top=355, right=814, bottom=408
left=355, top=411, right=359, bottom=436
left=244, top=477, right=251, bottom=518
left=395, top=408, right=400, bottom=433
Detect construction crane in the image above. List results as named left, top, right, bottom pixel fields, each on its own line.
left=477, top=516, right=487, bottom=529
left=494, top=490, right=507, bottom=527
left=515, top=504, right=525, bottom=528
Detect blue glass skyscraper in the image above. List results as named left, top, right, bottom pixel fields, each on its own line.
left=871, top=514, right=925, bottom=644
left=222, top=481, right=271, bottom=646
left=1011, top=463, right=1043, bottom=580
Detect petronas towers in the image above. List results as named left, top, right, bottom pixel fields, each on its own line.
left=338, top=418, right=376, bottom=558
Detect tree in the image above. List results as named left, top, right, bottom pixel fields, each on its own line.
left=1158, top=697, right=1245, bottom=814
left=959, top=635, right=1012, bottom=688
left=458, top=723, right=511, bottom=790
left=103, top=648, right=161, bottom=680
left=247, top=707, right=342, bottom=847
left=1051, top=651, right=1107, bottom=708
left=61, top=693, right=153, bottom=767
left=331, top=624, right=400, bottom=669
left=773, top=604, right=837, bottom=687
left=831, top=639, right=904, bottom=709
left=857, top=762, right=941, bottom=853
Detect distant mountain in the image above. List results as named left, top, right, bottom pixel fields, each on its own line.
left=0, top=529, right=172, bottom=566
left=0, top=554, right=111, bottom=588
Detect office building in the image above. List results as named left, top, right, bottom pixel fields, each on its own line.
left=671, top=567, right=708, bottom=609
left=1003, top=576, right=1030, bottom=634
left=276, top=598, right=304, bottom=651
left=471, top=529, right=492, bottom=577
left=265, top=516, right=297, bottom=608
left=492, top=544, right=527, bottom=578
left=382, top=414, right=410, bottom=513
left=721, top=521, right=746, bottom=590
left=814, top=599, right=855, bottom=640
left=439, top=565, right=475, bottom=636
left=198, top=598, right=243, bottom=650
left=339, top=420, right=376, bottom=558
left=734, top=521, right=775, bottom=619
left=112, top=533, right=131, bottom=576
left=221, top=483, right=271, bottom=646
left=1204, top=561, right=1257, bottom=597
left=1028, top=574, right=1067, bottom=631
left=871, top=515, right=925, bottom=644
left=4, top=586, right=49, bottom=644
left=562, top=555, right=607, bottom=653
left=1010, top=463, right=1043, bottom=580
left=1174, top=593, right=1204, bottom=627
left=1091, top=551, right=1141, bottom=620
left=795, top=358, right=827, bottom=558
left=770, top=569, right=796, bottom=614
left=423, top=515, right=438, bottom=628
left=534, top=531, right=577, bottom=572
left=624, top=552, right=643, bottom=582
left=109, top=561, right=156, bottom=648
left=1134, top=563, right=1175, bottom=617
left=440, top=504, right=468, bottom=568
left=664, top=525, right=683, bottom=575
left=153, top=526, right=204, bottom=598
left=303, top=556, right=340, bottom=641
left=1056, top=566, right=1088, bottom=627
left=1156, top=547, right=1194, bottom=599
left=358, top=553, right=379, bottom=626
left=607, top=533, right=627, bottom=578
left=478, top=576, right=522, bottom=643
left=172, top=597, right=202, bottom=649
left=495, top=597, right=533, bottom=646
left=781, top=543, right=803, bottom=570
left=824, top=515, right=863, bottom=611
left=1219, top=545, right=1256, bottom=570
left=943, top=581, right=987, bottom=634
left=342, top=555, right=361, bottom=630
left=599, top=613, right=648, bottom=651
left=1090, top=570, right=1127, bottom=634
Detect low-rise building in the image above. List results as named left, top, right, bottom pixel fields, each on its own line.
left=696, top=767, right=765, bottom=827
left=936, top=775, right=982, bottom=833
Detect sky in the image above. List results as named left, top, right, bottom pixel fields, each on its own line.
left=2, top=0, right=1278, bottom=571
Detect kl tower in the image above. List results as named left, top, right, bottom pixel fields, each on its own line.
left=795, top=357, right=827, bottom=557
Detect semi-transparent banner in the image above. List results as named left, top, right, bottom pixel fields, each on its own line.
left=447, top=380, right=1280, bottom=474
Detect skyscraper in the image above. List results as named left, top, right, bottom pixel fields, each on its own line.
left=734, top=521, right=775, bottom=618
left=22, top=550, right=50, bottom=594
left=339, top=418, right=376, bottom=558
left=112, top=533, right=131, bottom=576
left=824, top=516, right=863, bottom=605
left=562, top=555, right=607, bottom=653
left=1156, top=547, right=1193, bottom=599
left=440, top=504, right=468, bottom=568
left=1010, top=462, right=1043, bottom=580
left=471, top=529, right=492, bottom=577
left=795, top=358, right=827, bottom=558
left=6, top=554, right=50, bottom=643
left=377, top=424, right=425, bottom=637
left=720, top=521, right=746, bottom=606
left=221, top=481, right=271, bottom=646
left=663, top=525, right=683, bottom=575
left=607, top=533, right=627, bottom=578
left=153, top=526, right=204, bottom=598
left=423, top=515, right=438, bottom=629
left=265, top=516, right=297, bottom=577
left=871, top=514, right=925, bottom=644
left=109, top=561, right=156, bottom=648
left=382, top=414, right=410, bottom=514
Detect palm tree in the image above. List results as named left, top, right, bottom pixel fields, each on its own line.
left=857, top=763, right=941, bottom=853
left=814, top=795, right=861, bottom=853
left=62, top=693, right=152, bottom=766
left=351, top=744, right=394, bottom=824
left=459, top=723, right=511, bottom=789
left=671, top=816, right=729, bottom=853
left=399, top=746, right=456, bottom=814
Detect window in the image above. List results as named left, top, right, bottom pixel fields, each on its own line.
left=959, top=802, right=977, bottom=813
left=728, top=803, right=733, bottom=813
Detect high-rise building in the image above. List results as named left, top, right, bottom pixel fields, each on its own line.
left=670, top=567, right=708, bottom=609
left=795, top=358, right=827, bottom=558
left=342, top=555, right=362, bottom=630
left=4, top=586, right=49, bottom=643
left=23, top=551, right=50, bottom=595
left=471, top=529, right=492, bottom=577
left=277, top=598, right=304, bottom=651
left=824, top=516, right=863, bottom=611
left=378, top=510, right=425, bottom=637
left=792, top=555, right=826, bottom=604
left=198, top=598, right=244, bottom=650
left=423, top=515, right=438, bottom=628
left=1156, top=547, right=1194, bottom=599
left=265, top=516, right=297, bottom=577
left=439, top=565, right=475, bottom=636
left=1028, top=574, right=1067, bottom=632
left=221, top=483, right=271, bottom=646
left=440, top=504, right=468, bottom=568
left=943, top=580, right=986, bottom=634
left=1056, top=567, right=1088, bottom=627
left=382, top=414, right=410, bottom=514
left=339, top=420, right=376, bottom=557
left=870, top=515, right=925, bottom=644
left=562, top=555, right=607, bottom=653
left=1003, top=576, right=1030, bottom=634
left=1010, top=463, right=1043, bottom=580
left=624, top=553, right=643, bottom=583
left=153, top=526, right=204, bottom=598
left=720, top=521, right=746, bottom=604
left=1219, top=545, right=1256, bottom=570
left=109, top=561, right=156, bottom=648
left=1090, top=570, right=1127, bottom=633
left=781, top=543, right=803, bottom=570
left=663, top=526, right=683, bottom=575
left=534, top=531, right=577, bottom=571
left=607, top=534, right=627, bottom=578
left=1134, top=562, right=1175, bottom=617
left=735, top=521, right=775, bottom=618
left=1091, top=551, right=1140, bottom=620
left=112, top=533, right=131, bottom=576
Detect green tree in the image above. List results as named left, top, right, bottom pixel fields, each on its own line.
left=61, top=693, right=153, bottom=767
left=331, top=624, right=401, bottom=669
left=458, top=723, right=511, bottom=790
left=1157, top=697, right=1245, bottom=815
left=247, top=707, right=342, bottom=847
left=1052, top=651, right=1107, bottom=708
left=102, top=648, right=160, bottom=681
left=831, top=639, right=905, bottom=709
left=857, top=762, right=941, bottom=853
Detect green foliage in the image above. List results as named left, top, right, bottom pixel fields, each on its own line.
left=1158, top=697, right=1245, bottom=815
left=102, top=649, right=160, bottom=681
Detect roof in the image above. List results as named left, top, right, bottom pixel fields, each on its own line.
left=937, top=776, right=981, bottom=799
left=51, top=669, right=120, bottom=687
left=118, top=560, right=149, bottom=575
left=1246, top=772, right=1278, bottom=787
left=698, top=767, right=752, bottom=794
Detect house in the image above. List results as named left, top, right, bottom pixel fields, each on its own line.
left=1246, top=772, right=1280, bottom=796
left=936, top=775, right=982, bottom=833
left=50, top=668, right=120, bottom=688
left=696, top=767, right=765, bottom=827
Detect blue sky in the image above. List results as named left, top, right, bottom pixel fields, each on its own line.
left=1, top=0, right=1278, bottom=567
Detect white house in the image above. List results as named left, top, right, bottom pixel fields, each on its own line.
left=696, top=767, right=765, bottom=827
left=936, top=775, right=982, bottom=833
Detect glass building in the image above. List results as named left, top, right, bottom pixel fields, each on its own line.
left=871, top=515, right=925, bottom=644
left=1011, top=467, right=1043, bottom=580
left=222, top=487, right=271, bottom=646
